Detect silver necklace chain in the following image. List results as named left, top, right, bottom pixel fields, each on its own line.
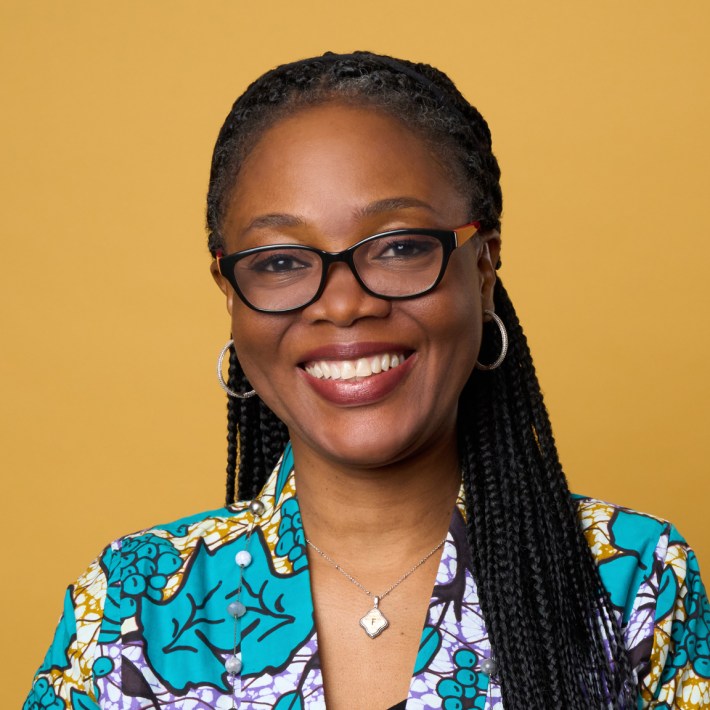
left=305, top=535, right=447, bottom=602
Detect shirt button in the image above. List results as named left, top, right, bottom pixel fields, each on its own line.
left=235, top=550, right=252, bottom=568
left=480, top=657, right=497, bottom=676
left=225, top=654, right=242, bottom=675
left=249, top=499, right=265, bottom=516
left=228, top=601, right=246, bottom=618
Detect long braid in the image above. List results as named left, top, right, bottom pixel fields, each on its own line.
left=223, top=340, right=286, bottom=503
left=207, top=52, right=636, bottom=708
left=459, top=280, right=634, bottom=706
left=225, top=343, right=239, bottom=505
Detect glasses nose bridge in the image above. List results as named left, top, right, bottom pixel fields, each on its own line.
left=319, top=246, right=361, bottom=284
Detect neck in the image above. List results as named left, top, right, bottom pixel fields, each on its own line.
left=290, top=434, right=460, bottom=564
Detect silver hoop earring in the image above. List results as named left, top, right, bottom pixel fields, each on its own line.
left=476, top=310, right=508, bottom=371
left=216, top=339, right=257, bottom=399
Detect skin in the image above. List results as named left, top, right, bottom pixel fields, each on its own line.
left=212, top=103, right=500, bottom=709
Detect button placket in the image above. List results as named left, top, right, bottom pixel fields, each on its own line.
left=225, top=498, right=263, bottom=708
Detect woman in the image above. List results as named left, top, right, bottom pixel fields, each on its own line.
left=25, top=52, right=708, bottom=709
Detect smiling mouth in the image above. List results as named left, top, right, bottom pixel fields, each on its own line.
left=302, top=351, right=411, bottom=381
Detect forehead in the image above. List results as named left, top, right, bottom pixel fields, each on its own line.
left=221, top=103, right=469, bottom=250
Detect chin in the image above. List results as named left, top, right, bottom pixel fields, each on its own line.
left=297, top=420, right=435, bottom=470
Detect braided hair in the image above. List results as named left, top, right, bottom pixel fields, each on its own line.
left=206, top=51, right=635, bottom=708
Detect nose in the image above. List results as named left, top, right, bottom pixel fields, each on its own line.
left=303, top=261, right=391, bottom=326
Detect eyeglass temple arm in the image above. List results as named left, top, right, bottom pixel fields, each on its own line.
left=454, top=222, right=481, bottom=248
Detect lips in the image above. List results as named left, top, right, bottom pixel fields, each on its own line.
left=297, top=343, right=416, bottom=406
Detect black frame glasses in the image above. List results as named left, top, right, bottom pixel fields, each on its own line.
left=216, top=221, right=480, bottom=313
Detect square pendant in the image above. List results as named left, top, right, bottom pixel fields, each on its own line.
left=360, top=606, right=389, bottom=638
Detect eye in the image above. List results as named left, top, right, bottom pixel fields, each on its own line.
left=374, top=236, right=439, bottom=259
left=245, top=250, right=314, bottom=273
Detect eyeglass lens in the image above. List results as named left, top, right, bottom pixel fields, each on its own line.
left=231, top=233, right=445, bottom=311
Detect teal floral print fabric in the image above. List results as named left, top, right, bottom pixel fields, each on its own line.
left=26, top=444, right=709, bottom=708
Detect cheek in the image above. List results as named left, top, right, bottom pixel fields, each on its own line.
left=441, top=299, right=482, bottom=378
left=427, top=257, right=484, bottom=364
left=229, top=306, right=289, bottom=389
left=402, top=291, right=482, bottom=413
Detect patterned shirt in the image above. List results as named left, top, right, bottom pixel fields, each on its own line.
left=25, top=444, right=710, bottom=708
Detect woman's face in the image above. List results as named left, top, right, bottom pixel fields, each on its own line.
left=212, top=103, right=499, bottom=468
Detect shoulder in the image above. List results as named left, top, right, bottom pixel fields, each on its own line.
left=572, top=494, right=680, bottom=617
left=93, top=450, right=292, bottom=594
left=111, top=503, right=247, bottom=550
left=60, top=503, right=256, bottom=643
left=573, top=493, right=678, bottom=560
left=81, top=504, right=256, bottom=659
left=93, top=503, right=253, bottom=592
left=572, top=496, right=709, bottom=707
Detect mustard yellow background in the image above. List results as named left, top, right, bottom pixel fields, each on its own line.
left=2, top=1, right=708, bottom=702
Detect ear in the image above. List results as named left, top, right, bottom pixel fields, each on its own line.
left=477, top=230, right=501, bottom=314
left=210, top=259, right=236, bottom=316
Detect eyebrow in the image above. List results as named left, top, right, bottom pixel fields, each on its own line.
left=354, top=196, right=437, bottom=218
left=243, top=213, right=305, bottom=233
left=242, top=196, right=437, bottom=235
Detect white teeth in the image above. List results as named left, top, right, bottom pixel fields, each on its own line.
left=304, top=352, right=407, bottom=381
left=340, top=361, right=356, bottom=380
left=356, top=358, right=372, bottom=377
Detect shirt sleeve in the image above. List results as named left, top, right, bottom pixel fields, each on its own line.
left=638, top=526, right=710, bottom=708
left=24, top=548, right=113, bottom=710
